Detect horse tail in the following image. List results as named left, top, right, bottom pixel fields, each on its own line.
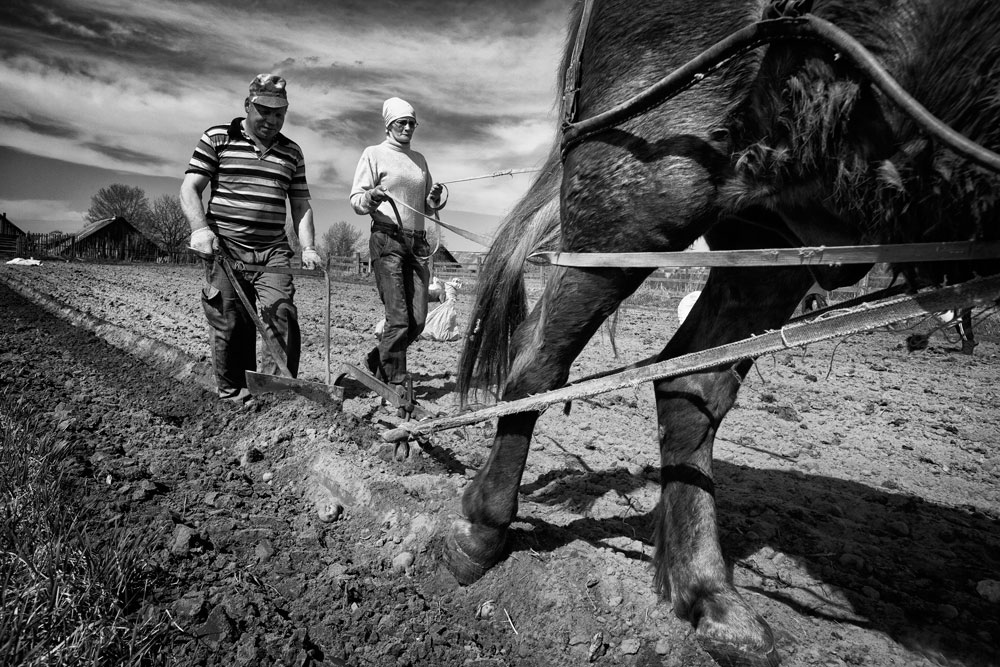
left=456, top=4, right=585, bottom=407
left=457, top=150, right=563, bottom=407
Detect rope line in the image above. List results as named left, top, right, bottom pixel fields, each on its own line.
left=383, top=192, right=493, bottom=248
left=440, top=168, right=542, bottom=185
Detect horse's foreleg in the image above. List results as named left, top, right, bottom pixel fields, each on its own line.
left=444, top=266, right=649, bottom=584
left=654, top=266, right=811, bottom=667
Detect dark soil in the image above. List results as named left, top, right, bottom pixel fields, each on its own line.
left=1, top=283, right=528, bottom=667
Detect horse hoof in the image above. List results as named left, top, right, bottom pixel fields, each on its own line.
left=692, top=590, right=780, bottom=666
left=697, top=637, right=780, bottom=667
left=440, top=518, right=506, bottom=585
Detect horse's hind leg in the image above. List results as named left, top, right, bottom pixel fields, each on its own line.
left=655, top=264, right=812, bottom=667
left=444, top=265, right=649, bottom=584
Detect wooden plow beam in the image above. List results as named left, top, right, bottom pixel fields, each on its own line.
left=530, top=240, right=1000, bottom=269
left=382, top=274, right=1000, bottom=443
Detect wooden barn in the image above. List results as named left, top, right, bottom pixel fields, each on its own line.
left=0, top=212, right=27, bottom=256
left=55, top=216, right=161, bottom=261
left=432, top=245, right=461, bottom=267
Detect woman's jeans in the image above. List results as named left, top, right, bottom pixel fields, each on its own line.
left=369, top=226, right=430, bottom=385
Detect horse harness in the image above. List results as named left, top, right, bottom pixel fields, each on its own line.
left=553, top=0, right=1000, bottom=273
left=561, top=0, right=1000, bottom=172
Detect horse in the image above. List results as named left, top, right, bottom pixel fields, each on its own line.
left=447, top=0, right=1000, bottom=665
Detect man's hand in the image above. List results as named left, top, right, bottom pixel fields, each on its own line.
left=302, top=247, right=322, bottom=269
left=368, top=185, right=389, bottom=205
left=189, top=227, right=217, bottom=257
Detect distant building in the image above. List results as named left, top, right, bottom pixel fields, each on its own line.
left=48, top=217, right=161, bottom=261
left=451, top=251, right=485, bottom=267
left=0, top=212, right=27, bottom=255
left=432, top=245, right=461, bottom=267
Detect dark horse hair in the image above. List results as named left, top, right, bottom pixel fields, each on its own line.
left=455, top=149, right=562, bottom=406
left=457, top=0, right=1000, bottom=404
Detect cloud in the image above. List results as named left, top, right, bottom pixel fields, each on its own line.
left=0, top=0, right=574, bottom=222
left=0, top=198, right=88, bottom=233
left=82, top=141, right=171, bottom=166
left=0, top=112, right=80, bottom=139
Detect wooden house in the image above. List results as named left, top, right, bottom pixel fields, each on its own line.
left=0, top=212, right=27, bottom=256
left=53, top=217, right=161, bottom=261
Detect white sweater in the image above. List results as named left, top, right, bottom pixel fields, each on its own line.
left=350, top=139, right=438, bottom=232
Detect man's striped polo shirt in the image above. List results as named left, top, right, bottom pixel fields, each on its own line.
left=186, top=117, right=311, bottom=250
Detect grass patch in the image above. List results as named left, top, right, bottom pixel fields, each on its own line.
left=0, top=391, right=169, bottom=666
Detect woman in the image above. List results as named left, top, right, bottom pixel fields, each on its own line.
left=350, top=97, right=444, bottom=388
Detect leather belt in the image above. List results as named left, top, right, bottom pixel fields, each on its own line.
left=371, top=221, right=426, bottom=238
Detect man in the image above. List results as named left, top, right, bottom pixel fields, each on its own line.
left=180, top=73, right=322, bottom=402
left=954, top=307, right=978, bottom=355
left=350, top=97, right=444, bottom=390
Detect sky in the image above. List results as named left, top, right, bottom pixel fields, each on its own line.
left=0, top=0, right=574, bottom=251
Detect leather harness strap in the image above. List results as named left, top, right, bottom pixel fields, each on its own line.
left=559, top=1, right=1000, bottom=174
left=561, top=0, right=598, bottom=128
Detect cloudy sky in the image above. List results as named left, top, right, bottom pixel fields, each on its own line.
left=0, top=0, right=573, bottom=251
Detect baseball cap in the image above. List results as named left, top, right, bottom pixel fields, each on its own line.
left=249, top=73, right=288, bottom=108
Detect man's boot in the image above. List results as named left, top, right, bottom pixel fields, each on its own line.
left=363, top=347, right=384, bottom=379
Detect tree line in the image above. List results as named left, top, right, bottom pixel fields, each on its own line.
left=84, top=183, right=366, bottom=258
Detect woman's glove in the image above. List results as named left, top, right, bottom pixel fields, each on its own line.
left=368, top=186, right=389, bottom=206
left=426, top=182, right=445, bottom=210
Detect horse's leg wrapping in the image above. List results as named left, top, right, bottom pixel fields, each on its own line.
left=653, top=265, right=810, bottom=666
left=443, top=266, right=648, bottom=584
left=655, top=371, right=779, bottom=667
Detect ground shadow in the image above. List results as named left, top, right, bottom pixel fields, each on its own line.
left=504, top=461, right=1000, bottom=667
left=334, top=371, right=455, bottom=404
left=409, top=372, right=457, bottom=402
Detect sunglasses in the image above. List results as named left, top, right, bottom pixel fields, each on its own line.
left=391, top=119, right=418, bottom=129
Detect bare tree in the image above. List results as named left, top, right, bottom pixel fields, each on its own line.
left=147, top=194, right=190, bottom=252
left=321, top=221, right=363, bottom=258
left=85, top=184, right=151, bottom=228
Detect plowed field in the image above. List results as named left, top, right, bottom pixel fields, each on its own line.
left=2, top=261, right=998, bottom=667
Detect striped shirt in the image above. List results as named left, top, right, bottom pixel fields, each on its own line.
left=186, top=117, right=310, bottom=250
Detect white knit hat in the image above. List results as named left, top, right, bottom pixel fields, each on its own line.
left=382, top=97, right=416, bottom=127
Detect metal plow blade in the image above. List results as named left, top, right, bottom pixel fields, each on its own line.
left=246, top=370, right=343, bottom=407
